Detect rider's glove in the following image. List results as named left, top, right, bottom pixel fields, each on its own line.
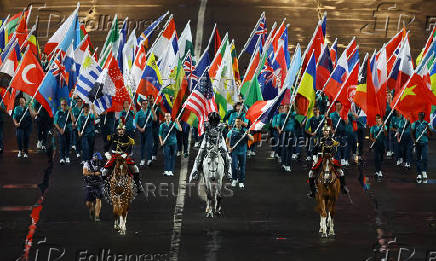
left=105, top=152, right=112, bottom=160
left=121, top=153, right=127, bottom=159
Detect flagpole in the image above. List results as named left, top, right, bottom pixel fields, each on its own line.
left=415, top=114, right=436, bottom=143
left=146, top=14, right=173, bottom=57
left=238, top=12, right=265, bottom=60
left=397, top=119, right=408, bottom=143
left=80, top=83, right=103, bottom=136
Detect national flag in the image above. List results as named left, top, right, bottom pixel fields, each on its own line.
left=153, top=16, right=178, bottom=82
left=246, top=88, right=286, bottom=131
left=137, top=11, right=169, bottom=47
left=240, top=38, right=263, bottom=107
left=104, top=56, right=131, bottom=112
left=208, top=26, right=221, bottom=59
left=283, top=43, right=302, bottom=102
left=240, top=12, right=267, bottom=57
left=392, top=70, right=436, bottom=122
left=184, top=67, right=217, bottom=135
left=99, top=14, right=119, bottom=67
left=122, top=29, right=137, bottom=85
left=212, top=41, right=238, bottom=119
left=300, top=16, right=325, bottom=75
left=209, top=33, right=228, bottom=80
left=375, top=46, right=388, bottom=117
left=44, top=5, right=79, bottom=56
left=330, top=38, right=338, bottom=68
left=130, top=43, right=147, bottom=90
left=183, top=51, right=196, bottom=79
left=170, top=58, right=189, bottom=119
left=316, top=44, right=333, bottom=90
left=9, top=48, right=44, bottom=97
left=230, top=42, right=241, bottom=85
left=338, top=61, right=359, bottom=119
left=296, top=52, right=317, bottom=118
left=37, top=57, right=72, bottom=117
left=366, top=52, right=382, bottom=126
left=76, top=53, right=103, bottom=104
left=417, top=25, right=436, bottom=66
left=178, top=20, right=194, bottom=60
left=323, top=47, right=348, bottom=97
left=136, top=53, right=163, bottom=100
left=0, top=87, right=16, bottom=114
left=117, top=17, right=129, bottom=73
left=0, top=38, right=21, bottom=78
left=353, top=53, right=369, bottom=112
left=387, top=34, right=413, bottom=93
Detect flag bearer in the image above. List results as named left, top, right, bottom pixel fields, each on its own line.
left=135, top=98, right=157, bottom=167
left=227, top=116, right=254, bottom=188
left=54, top=98, right=75, bottom=164
left=370, top=114, right=387, bottom=179
left=159, top=113, right=182, bottom=176
left=277, top=104, right=295, bottom=173
left=329, top=101, right=347, bottom=165
left=271, top=105, right=284, bottom=159
left=77, top=104, right=98, bottom=163
left=305, top=105, right=324, bottom=162
left=412, top=112, right=433, bottom=183
left=119, top=100, right=136, bottom=139
left=33, top=100, right=50, bottom=151
left=13, top=97, right=36, bottom=158
left=72, top=97, right=84, bottom=158
left=396, top=114, right=412, bottom=168
left=149, top=95, right=160, bottom=160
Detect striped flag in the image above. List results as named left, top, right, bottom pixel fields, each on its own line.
left=75, top=54, right=103, bottom=104
left=185, top=68, right=217, bottom=135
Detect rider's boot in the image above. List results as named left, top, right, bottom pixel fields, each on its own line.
left=339, top=176, right=349, bottom=194
left=307, top=177, right=317, bottom=199
left=133, top=173, right=144, bottom=194
left=190, top=160, right=200, bottom=182
left=223, top=151, right=232, bottom=179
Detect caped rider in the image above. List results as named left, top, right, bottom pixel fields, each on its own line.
left=189, top=112, right=232, bottom=182
left=103, top=120, right=143, bottom=193
left=307, top=122, right=349, bottom=198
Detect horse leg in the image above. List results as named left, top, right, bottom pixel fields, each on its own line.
left=319, top=198, right=328, bottom=238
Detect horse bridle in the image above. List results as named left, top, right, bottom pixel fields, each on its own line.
left=319, top=154, right=338, bottom=185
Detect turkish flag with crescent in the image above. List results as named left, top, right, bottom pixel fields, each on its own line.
left=10, top=48, right=44, bottom=96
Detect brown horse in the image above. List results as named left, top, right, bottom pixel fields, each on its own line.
left=315, top=153, right=341, bottom=238
left=109, top=156, right=134, bottom=235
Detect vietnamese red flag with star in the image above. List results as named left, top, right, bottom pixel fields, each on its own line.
left=391, top=72, right=436, bottom=122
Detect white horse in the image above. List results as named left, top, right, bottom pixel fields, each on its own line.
left=201, top=143, right=225, bottom=218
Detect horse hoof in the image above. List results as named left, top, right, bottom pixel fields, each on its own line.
left=321, top=233, right=328, bottom=238
left=120, top=231, right=126, bottom=236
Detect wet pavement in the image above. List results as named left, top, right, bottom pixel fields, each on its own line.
left=1, top=1, right=436, bottom=260
left=1, top=115, right=436, bottom=260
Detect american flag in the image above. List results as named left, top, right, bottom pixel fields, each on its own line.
left=185, top=68, right=217, bottom=135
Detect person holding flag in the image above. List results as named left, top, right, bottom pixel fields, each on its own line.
left=71, top=97, right=84, bottom=159
left=277, top=104, right=296, bottom=173
left=77, top=103, right=98, bottom=163
left=119, top=100, right=136, bottom=139
left=412, top=112, right=434, bottom=182
left=227, top=116, right=254, bottom=188
left=370, top=114, right=387, bottom=179
left=159, top=113, right=182, bottom=177
left=327, top=101, right=347, bottom=165
left=32, top=100, right=50, bottom=152
left=54, top=98, right=75, bottom=164
left=13, top=96, right=36, bottom=158
left=305, top=105, right=324, bottom=162
left=396, top=113, right=412, bottom=168
left=135, top=98, right=157, bottom=167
